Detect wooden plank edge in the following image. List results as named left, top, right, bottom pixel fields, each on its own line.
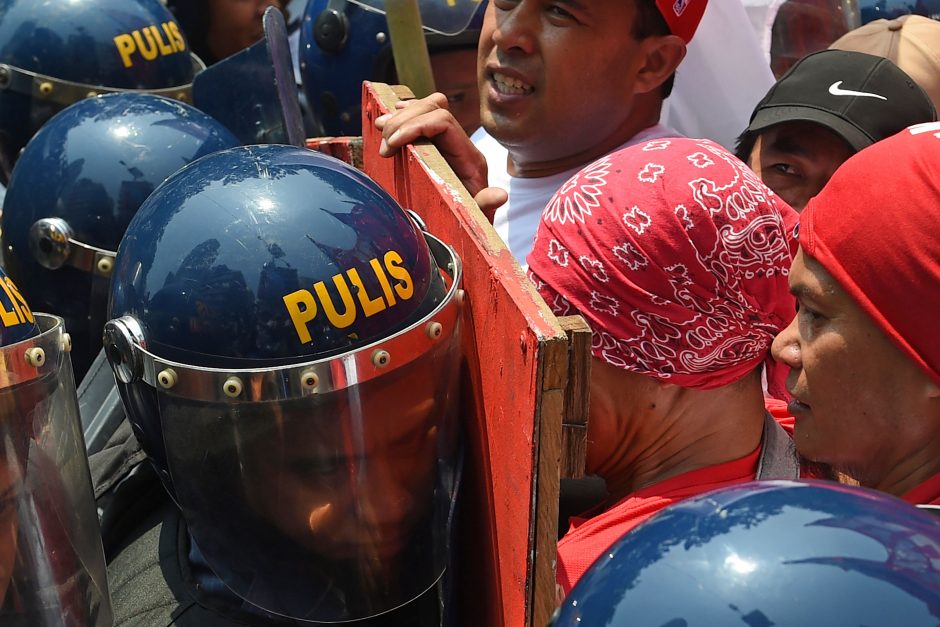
left=557, top=316, right=591, bottom=480
left=363, top=81, right=565, bottom=342
left=529, top=335, right=568, bottom=627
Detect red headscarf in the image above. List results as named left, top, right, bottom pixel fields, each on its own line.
left=527, top=137, right=795, bottom=397
left=800, top=123, right=940, bottom=385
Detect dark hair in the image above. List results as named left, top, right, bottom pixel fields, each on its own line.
left=166, top=0, right=213, bottom=64
left=734, top=128, right=760, bottom=163
left=632, top=0, right=676, bottom=98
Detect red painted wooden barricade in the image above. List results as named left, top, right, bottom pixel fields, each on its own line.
left=309, top=82, right=590, bottom=627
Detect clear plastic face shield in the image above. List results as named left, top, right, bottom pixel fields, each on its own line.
left=0, top=314, right=112, bottom=626
left=771, top=0, right=862, bottom=76
left=104, top=234, right=464, bottom=623
left=347, top=0, right=485, bottom=35
left=0, top=53, right=205, bottom=122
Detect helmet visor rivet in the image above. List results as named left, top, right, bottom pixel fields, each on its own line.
left=96, top=257, right=114, bottom=276
left=157, top=368, right=178, bottom=389
left=223, top=376, right=244, bottom=398
left=426, top=321, right=443, bottom=340
left=300, top=370, right=319, bottom=391
left=371, top=350, right=390, bottom=368
left=24, top=347, right=45, bottom=368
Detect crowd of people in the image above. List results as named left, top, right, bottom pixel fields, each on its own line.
left=1, top=0, right=940, bottom=624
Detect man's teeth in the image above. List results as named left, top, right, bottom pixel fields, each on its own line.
left=493, top=72, right=533, bottom=95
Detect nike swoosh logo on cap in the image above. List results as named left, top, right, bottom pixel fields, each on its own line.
left=828, top=81, right=887, bottom=100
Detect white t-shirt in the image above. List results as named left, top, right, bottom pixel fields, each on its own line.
left=473, top=124, right=678, bottom=268
left=662, top=0, right=775, bottom=151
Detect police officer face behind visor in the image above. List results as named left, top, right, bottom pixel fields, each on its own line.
left=103, top=145, right=464, bottom=623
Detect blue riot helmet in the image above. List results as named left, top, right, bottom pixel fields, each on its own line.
left=0, top=265, right=37, bottom=347
left=552, top=480, right=940, bottom=626
left=860, top=0, right=940, bottom=22
left=300, top=0, right=486, bottom=136
left=0, top=267, right=113, bottom=626
left=0, top=0, right=204, bottom=184
left=102, top=145, right=464, bottom=622
left=1, top=93, right=239, bottom=381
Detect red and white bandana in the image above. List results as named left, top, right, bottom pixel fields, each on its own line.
left=528, top=137, right=795, bottom=394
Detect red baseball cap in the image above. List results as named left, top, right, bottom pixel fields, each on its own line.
left=656, top=0, right=708, bottom=43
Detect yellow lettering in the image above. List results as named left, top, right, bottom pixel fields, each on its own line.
left=161, top=22, right=179, bottom=52
left=0, top=281, right=21, bottom=327
left=167, top=21, right=187, bottom=53
left=113, top=34, right=137, bottom=69
left=0, top=279, right=24, bottom=323
left=283, top=289, right=317, bottom=344
left=4, top=279, right=32, bottom=324
left=370, top=258, right=396, bottom=307
left=314, top=275, right=357, bottom=329
left=151, top=25, right=174, bottom=57
left=132, top=28, right=159, bottom=62
left=347, top=268, right=387, bottom=318
left=384, top=251, right=414, bottom=301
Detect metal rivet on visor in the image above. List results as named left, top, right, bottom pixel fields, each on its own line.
left=24, top=347, right=45, bottom=368
left=371, top=350, right=390, bottom=368
left=157, top=368, right=178, bottom=389
left=425, top=321, right=443, bottom=340
left=60, top=333, right=72, bottom=353
left=96, top=257, right=114, bottom=276
left=38, top=81, right=53, bottom=95
left=300, top=370, right=319, bottom=391
left=223, top=376, right=244, bottom=398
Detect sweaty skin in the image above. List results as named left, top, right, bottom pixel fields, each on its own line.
left=772, top=249, right=940, bottom=495
left=376, top=0, right=685, bottom=222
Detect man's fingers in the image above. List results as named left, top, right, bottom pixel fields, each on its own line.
left=378, top=109, right=458, bottom=156
left=474, top=187, right=509, bottom=224
left=395, top=92, right=447, bottom=110
left=375, top=93, right=449, bottom=131
left=372, top=92, right=488, bottom=198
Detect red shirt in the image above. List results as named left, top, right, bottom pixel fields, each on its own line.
left=555, top=445, right=762, bottom=593
left=764, top=396, right=795, bottom=434
left=902, top=472, right=940, bottom=506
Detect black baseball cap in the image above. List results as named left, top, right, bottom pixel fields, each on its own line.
left=746, top=49, right=937, bottom=151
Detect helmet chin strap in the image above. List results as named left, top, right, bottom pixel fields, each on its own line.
left=28, top=218, right=116, bottom=279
